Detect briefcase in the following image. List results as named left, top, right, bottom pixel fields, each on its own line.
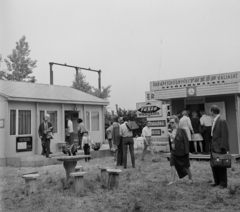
left=210, top=153, right=232, bottom=168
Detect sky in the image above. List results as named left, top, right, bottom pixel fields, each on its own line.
left=1, top=0, right=240, bottom=112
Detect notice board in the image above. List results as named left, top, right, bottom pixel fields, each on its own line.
left=16, top=136, right=33, bottom=152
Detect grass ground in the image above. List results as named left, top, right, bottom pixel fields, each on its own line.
left=1, top=152, right=240, bottom=212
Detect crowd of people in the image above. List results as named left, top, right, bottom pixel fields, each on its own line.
left=39, top=104, right=230, bottom=189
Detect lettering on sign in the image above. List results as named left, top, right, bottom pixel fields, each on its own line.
left=136, top=101, right=162, bottom=118
left=149, top=120, right=166, bottom=127
left=145, top=92, right=155, bottom=101
left=150, top=72, right=240, bottom=91
left=152, top=129, right=161, bottom=136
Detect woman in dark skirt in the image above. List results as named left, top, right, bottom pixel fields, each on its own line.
left=167, top=115, right=193, bottom=185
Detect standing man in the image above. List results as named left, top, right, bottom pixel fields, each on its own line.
left=106, top=122, right=113, bottom=150
left=120, top=117, right=135, bottom=169
left=200, top=110, right=213, bottom=154
left=66, top=115, right=74, bottom=145
left=210, top=105, right=229, bottom=189
left=141, top=121, right=157, bottom=162
left=38, top=114, right=53, bottom=158
left=112, top=117, right=123, bottom=166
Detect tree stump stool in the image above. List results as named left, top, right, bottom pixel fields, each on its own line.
left=99, top=167, right=110, bottom=187
left=75, top=165, right=83, bottom=172
left=22, top=174, right=40, bottom=196
left=106, top=169, right=122, bottom=190
left=70, top=172, right=86, bottom=196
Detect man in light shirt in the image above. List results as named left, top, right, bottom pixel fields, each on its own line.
left=66, top=115, right=74, bottom=145
left=120, top=117, right=135, bottom=169
left=200, top=110, right=213, bottom=154
left=141, top=121, right=157, bottom=162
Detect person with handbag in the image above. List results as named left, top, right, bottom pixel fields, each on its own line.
left=77, top=118, right=86, bottom=150
left=210, top=105, right=230, bottom=189
left=38, top=114, right=53, bottom=158
left=141, top=121, right=157, bottom=162
left=167, top=115, right=193, bottom=185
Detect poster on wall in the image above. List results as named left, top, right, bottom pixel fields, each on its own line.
left=205, top=102, right=226, bottom=120
left=16, top=136, right=32, bottom=152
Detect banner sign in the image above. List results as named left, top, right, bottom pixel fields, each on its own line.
left=16, top=136, right=32, bottom=152
left=136, top=101, right=162, bottom=117
left=152, top=129, right=161, bottom=136
left=148, top=120, right=166, bottom=127
left=150, top=72, right=240, bottom=91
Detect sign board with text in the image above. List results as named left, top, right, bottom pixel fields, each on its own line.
left=150, top=72, right=240, bottom=91
left=16, top=136, right=33, bottom=152
left=136, top=101, right=162, bottom=118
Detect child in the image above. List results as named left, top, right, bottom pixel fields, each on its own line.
left=82, top=131, right=93, bottom=162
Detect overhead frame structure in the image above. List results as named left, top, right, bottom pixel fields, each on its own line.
left=49, top=62, right=101, bottom=91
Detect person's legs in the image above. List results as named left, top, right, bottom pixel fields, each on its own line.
left=129, top=143, right=135, bottom=168
left=148, top=144, right=156, bottom=160
left=117, top=140, right=123, bottom=165
left=193, top=142, right=198, bottom=153
left=84, top=144, right=88, bottom=162
left=218, top=167, right=228, bottom=188
left=122, top=140, right=128, bottom=168
left=78, top=132, right=82, bottom=149
left=41, top=140, right=46, bottom=156
left=45, top=139, right=50, bottom=158
left=205, top=127, right=211, bottom=153
left=141, top=144, right=148, bottom=160
left=170, top=166, right=177, bottom=183
left=108, top=139, right=113, bottom=149
left=199, top=141, right=203, bottom=153
left=211, top=166, right=220, bottom=185
left=184, top=168, right=193, bottom=180
left=70, top=133, right=74, bottom=145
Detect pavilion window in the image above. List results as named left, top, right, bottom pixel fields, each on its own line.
left=18, top=110, right=31, bottom=135
left=91, top=112, right=99, bottom=131
left=10, top=110, right=16, bottom=135
left=86, top=111, right=90, bottom=131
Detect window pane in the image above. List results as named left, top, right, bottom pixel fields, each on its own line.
left=10, top=110, right=16, bottom=135
left=47, top=111, right=57, bottom=133
left=18, top=110, right=31, bottom=135
left=91, top=112, right=99, bottom=131
left=86, top=111, right=90, bottom=131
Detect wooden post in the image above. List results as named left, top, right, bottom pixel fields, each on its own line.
left=63, top=161, right=77, bottom=182
left=106, top=169, right=122, bottom=190
left=99, top=167, right=108, bottom=187
left=70, top=172, right=86, bottom=196
left=22, top=174, right=39, bottom=196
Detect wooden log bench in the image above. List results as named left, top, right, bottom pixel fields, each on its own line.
left=106, top=169, right=122, bottom=189
left=99, top=167, right=110, bottom=187
left=75, top=165, right=83, bottom=172
left=70, top=172, right=87, bottom=196
left=22, top=174, right=40, bottom=196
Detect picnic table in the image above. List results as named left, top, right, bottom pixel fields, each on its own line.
left=55, top=155, right=90, bottom=183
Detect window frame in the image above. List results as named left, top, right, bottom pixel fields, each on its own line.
left=85, top=111, right=100, bottom=132
left=10, top=109, right=32, bottom=136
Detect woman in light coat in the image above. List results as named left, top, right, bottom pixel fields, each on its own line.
left=179, top=110, right=194, bottom=141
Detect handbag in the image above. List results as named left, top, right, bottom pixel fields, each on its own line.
left=210, top=152, right=232, bottom=168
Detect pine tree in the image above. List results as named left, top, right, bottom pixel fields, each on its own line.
left=0, top=36, right=37, bottom=82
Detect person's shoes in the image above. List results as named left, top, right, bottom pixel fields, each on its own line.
left=193, top=152, right=198, bottom=154
left=187, top=180, right=195, bottom=184
left=152, top=159, right=158, bottom=162
left=124, top=167, right=127, bottom=169
left=210, top=183, right=220, bottom=187
left=141, top=159, right=144, bottom=161
left=46, top=156, right=51, bottom=158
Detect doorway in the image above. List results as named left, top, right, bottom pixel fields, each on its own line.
left=65, top=111, right=81, bottom=141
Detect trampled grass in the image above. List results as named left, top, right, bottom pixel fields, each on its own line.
left=1, top=152, right=240, bottom=212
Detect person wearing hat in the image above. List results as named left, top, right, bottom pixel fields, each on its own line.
left=38, top=114, right=53, bottom=158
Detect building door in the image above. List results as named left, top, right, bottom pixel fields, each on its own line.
left=65, top=111, right=81, bottom=142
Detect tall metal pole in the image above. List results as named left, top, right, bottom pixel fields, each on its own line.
left=98, top=70, right=101, bottom=91
left=49, top=62, right=53, bottom=85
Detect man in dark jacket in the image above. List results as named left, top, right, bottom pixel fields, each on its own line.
left=38, top=114, right=53, bottom=158
left=210, top=105, right=229, bottom=189
left=112, top=117, right=123, bottom=166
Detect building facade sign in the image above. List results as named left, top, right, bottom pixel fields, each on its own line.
left=145, top=92, right=155, bottom=101
left=150, top=72, right=240, bottom=91
left=136, top=101, right=162, bottom=117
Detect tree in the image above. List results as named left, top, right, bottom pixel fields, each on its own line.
left=72, top=71, right=111, bottom=100
left=0, top=36, right=37, bottom=82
